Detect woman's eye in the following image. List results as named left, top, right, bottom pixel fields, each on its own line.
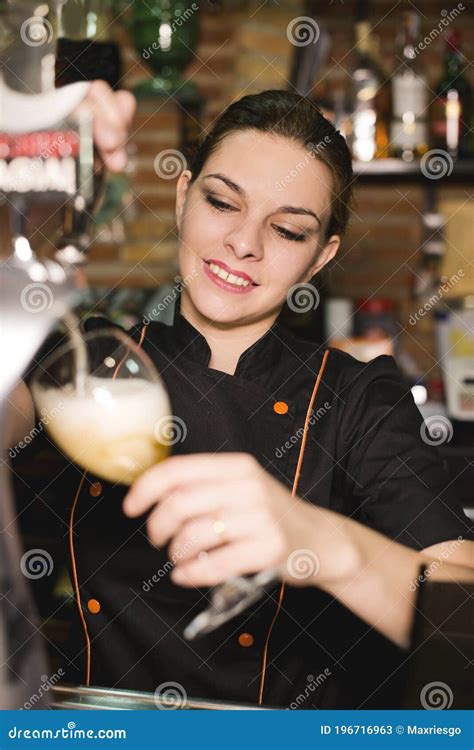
left=205, top=193, right=306, bottom=243
left=273, top=226, right=307, bottom=243
left=205, top=194, right=237, bottom=213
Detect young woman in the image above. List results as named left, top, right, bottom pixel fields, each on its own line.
left=15, top=89, right=473, bottom=708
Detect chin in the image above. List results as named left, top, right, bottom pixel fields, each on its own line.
left=193, top=285, right=251, bottom=322
left=184, top=275, right=264, bottom=326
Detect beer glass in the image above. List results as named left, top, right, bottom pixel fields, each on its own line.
left=30, top=329, right=172, bottom=485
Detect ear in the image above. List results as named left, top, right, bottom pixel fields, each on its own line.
left=305, top=234, right=341, bottom=282
left=175, top=169, right=193, bottom=232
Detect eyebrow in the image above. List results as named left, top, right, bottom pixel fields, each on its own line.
left=203, top=172, right=322, bottom=228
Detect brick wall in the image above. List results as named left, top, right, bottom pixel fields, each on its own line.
left=87, top=0, right=474, bottom=375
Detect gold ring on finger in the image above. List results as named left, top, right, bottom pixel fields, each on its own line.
left=212, top=519, right=227, bottom=539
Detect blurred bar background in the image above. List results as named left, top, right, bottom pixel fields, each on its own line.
left=2, top=0, right=473, bottom=674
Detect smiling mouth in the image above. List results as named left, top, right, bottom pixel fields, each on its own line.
left=204, top=259, right=259, bottom=288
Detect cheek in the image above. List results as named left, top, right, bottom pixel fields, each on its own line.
left=178, top=203, right=221, bottom=269
left=176, top=207, right=228, bottom=310
left=265, top=244, right=317, bottom=293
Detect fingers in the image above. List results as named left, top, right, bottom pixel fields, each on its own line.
left=102, top=148, right=127, bottom=173
left=167, top=511, right=251, bottom=562
left=144, top=484, right=223, bottom=545
left=75, top=80, right=136, bottom=173
left=123, top=453, right=257, bottom=517
left=170, top=542, right=272, bottom=587
left=113, top=89, right=137, bottom=128
left=142, top=477, right=256, bottom=546
left=88, top=79, right=135, bottom=132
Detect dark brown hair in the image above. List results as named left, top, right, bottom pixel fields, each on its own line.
left=186, top=89, right=353, bottom=239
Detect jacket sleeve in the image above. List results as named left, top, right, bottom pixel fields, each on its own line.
left=335, top=353, right=472, bottom=550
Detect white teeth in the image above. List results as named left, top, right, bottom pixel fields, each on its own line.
left=208, top=262, right=251, bottom=287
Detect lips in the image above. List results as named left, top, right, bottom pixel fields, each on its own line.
left=202, top=259, right=259, bottom=295
left=205, top=258, right=258, bottom=285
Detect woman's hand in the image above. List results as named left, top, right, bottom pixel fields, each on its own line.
left=123, top=452, right=356, bottom=588
left=124, top=453, right=474, bottom=649
left=73, top=80, right=136, bottom=172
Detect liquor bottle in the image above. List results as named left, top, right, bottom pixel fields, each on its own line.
left=411, top=212, right=445, bottom=301
left=389, top=11, right=429, bottom=162
left=431, top=31, right=472, bottom=158
left=350, top=0, right=390, bottom=161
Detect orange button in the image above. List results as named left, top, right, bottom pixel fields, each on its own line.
left=273, top=401, right=289, bottom=415
left=238, top=632, right=254, bottom=647
left=89, top=481, right=102, bottom=497
left=87, top=599, right=101, bottom=614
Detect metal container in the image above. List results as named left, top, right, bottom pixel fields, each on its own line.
left=51, top=685, right=277, bottom=711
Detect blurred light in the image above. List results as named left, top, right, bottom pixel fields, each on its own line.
left=411, top=384, right=427, bottom=405
left=86, top=12, right=97, bottom=38
left=357, top=86, right=376, bottom=102
left=14, top=236, right=33, bottom=262
left=93, top=387, right=113, bottom=406
left=29, top=262, right=48, bottom=282
left=159, top=23, right=172, bottom=51
left=126, top=359, right=139, bottom=374
left=34, top=4, right=49, bottom=16
left=47, top=262, right=67, bottom=284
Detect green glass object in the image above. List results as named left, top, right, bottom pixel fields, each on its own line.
left=432, top=31, right=472, bottom=158
left=130, top=0, right=200, bottom=97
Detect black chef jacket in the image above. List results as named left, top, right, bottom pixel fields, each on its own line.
left=29, top=294, right=472, bottom=708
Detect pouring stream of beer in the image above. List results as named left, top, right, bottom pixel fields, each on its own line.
left=63, top=312, right=88, bottom=397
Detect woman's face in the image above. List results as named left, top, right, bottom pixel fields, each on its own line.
left=175, top=129, right=341, bottom=327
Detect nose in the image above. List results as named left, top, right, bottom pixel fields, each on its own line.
left=224, top=218, right=264, bottom=263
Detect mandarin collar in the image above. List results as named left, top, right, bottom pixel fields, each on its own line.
left=164, top=293, right=288, bottom=381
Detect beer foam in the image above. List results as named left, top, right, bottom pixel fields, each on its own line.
left=33, top=377, right=171, bottom=484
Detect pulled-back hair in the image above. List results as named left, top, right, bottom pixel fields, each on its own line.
left=186, top=89, right=353, bottom=239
